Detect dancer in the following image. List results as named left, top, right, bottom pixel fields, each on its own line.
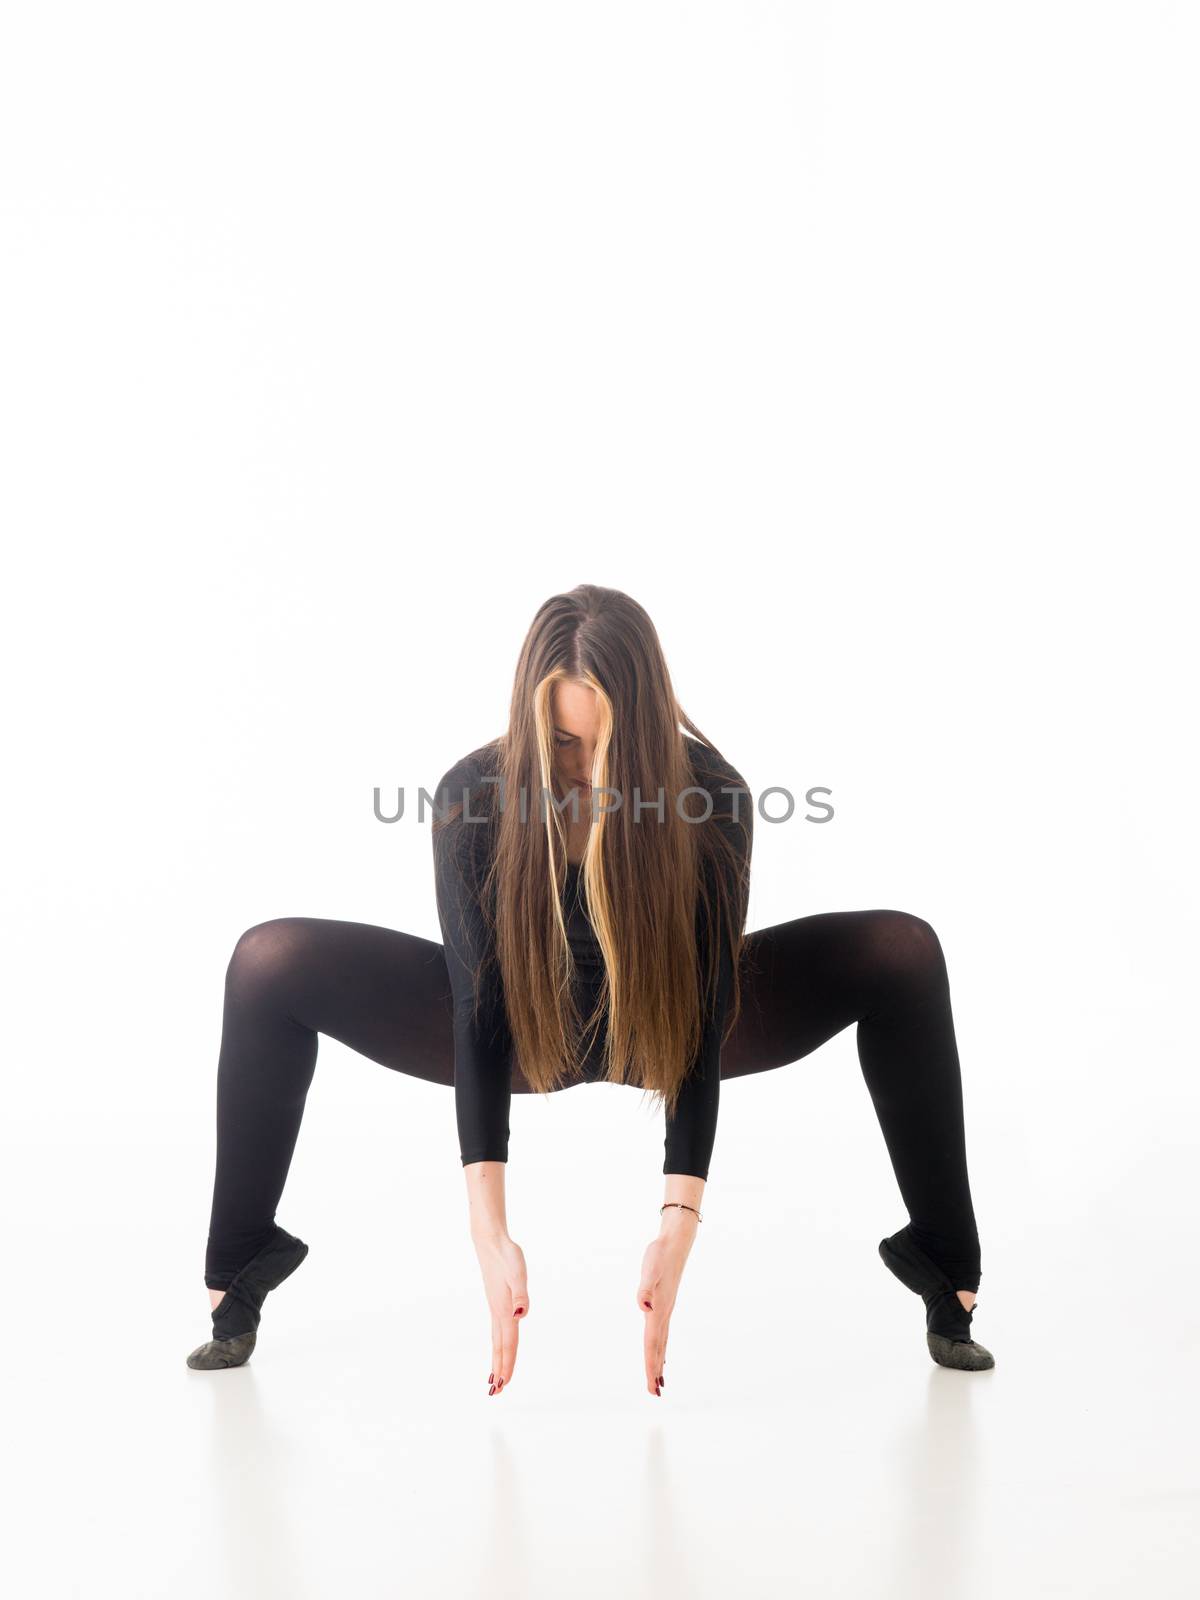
left=189, top=583, right=991, bottom=1382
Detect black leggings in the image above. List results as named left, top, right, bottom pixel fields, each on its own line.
left=204, top=909, right=983, bottom=1293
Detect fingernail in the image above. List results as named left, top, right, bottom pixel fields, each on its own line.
left=497, top=1378, right=504, bottom=1390
left=489, top=1385, right=496, bottom=1395
left=658, top=1375, right=665, bottom=1387
left=489, top=1373, right=494, bottom=1383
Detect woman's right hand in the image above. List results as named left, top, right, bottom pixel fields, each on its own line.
left=471, top=1228, right=529, bottom=1395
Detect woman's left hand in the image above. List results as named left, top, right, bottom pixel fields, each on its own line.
left=635, top=1209, right=700, bottom=1396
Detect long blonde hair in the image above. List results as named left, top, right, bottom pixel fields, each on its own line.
left=434, top=583, right=751, bottom=1119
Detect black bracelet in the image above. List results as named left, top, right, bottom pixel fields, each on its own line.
left=660, top=1201, right=703, bottom=1222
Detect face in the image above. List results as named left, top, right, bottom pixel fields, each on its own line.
left=550, top=679, right=600, bottom=799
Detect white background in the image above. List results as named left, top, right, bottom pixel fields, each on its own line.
left=3, top=3, right=1196, bottom=1596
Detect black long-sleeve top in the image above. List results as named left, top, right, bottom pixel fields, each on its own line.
left=432, top=739, right=752, bottom=1180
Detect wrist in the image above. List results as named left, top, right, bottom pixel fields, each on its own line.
left=464, top=1160, right=508, bottom=1239
left=661, top=1174, right=705, bottom=1228
left=658, top=1203, right=701, bottom=1237
left=468, top=1204, right=509, bottom=1241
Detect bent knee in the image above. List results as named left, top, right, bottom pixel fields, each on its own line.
left=865, top=910, right=945, bottom=982
left=225, top=918, right=310, bottom=993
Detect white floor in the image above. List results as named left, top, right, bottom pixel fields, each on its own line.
left=8, top=1131, right=1197, bottom=1600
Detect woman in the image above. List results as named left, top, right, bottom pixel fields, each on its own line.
left=188, top=583, right=992, bottom=1385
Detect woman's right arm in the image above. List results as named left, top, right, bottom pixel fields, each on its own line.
left=433, top=763, right=528, bottom=1391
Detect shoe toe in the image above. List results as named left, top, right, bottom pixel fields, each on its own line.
left=927, top=1332, right=995, bottom=1371
left=186, top=1332, right=257, bottom=1370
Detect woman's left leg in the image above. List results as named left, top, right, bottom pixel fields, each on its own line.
left=722, top=909, right=982, bottom=1294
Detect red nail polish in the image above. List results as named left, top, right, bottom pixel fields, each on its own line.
left=489, top=1373, right=494, bottom=1383
left=489, top=1385, right=496, bottom=1395
left=497, top=1378, right=504, bottom=1390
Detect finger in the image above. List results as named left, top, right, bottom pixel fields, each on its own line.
left=490, top=1314, right=504, bottom=1395
left=494, top=1281, right=528, bottom=1394
left=644, top=1312, right=669, bottom=1394
left=495, top=1311, right=520, bottom=1392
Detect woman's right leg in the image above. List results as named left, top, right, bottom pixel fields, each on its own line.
left=204, top=917, right=455, bottom=1291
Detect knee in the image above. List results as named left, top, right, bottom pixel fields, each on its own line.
left=225, top=918, right=308, bottom=994
left=865, top=910, right=945, bottom=985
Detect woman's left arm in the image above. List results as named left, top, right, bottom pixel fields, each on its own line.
left=639, top=763, right=753, bottom=1396
left=640, top=975, right=725, bottom=1398
left=637, top=1173, right=706, bottom=1396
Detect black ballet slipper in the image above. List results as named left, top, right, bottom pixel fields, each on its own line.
left=186, top=1225, right=310, bottom=1371
left=878, top=1224, right=995, bottom=1372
